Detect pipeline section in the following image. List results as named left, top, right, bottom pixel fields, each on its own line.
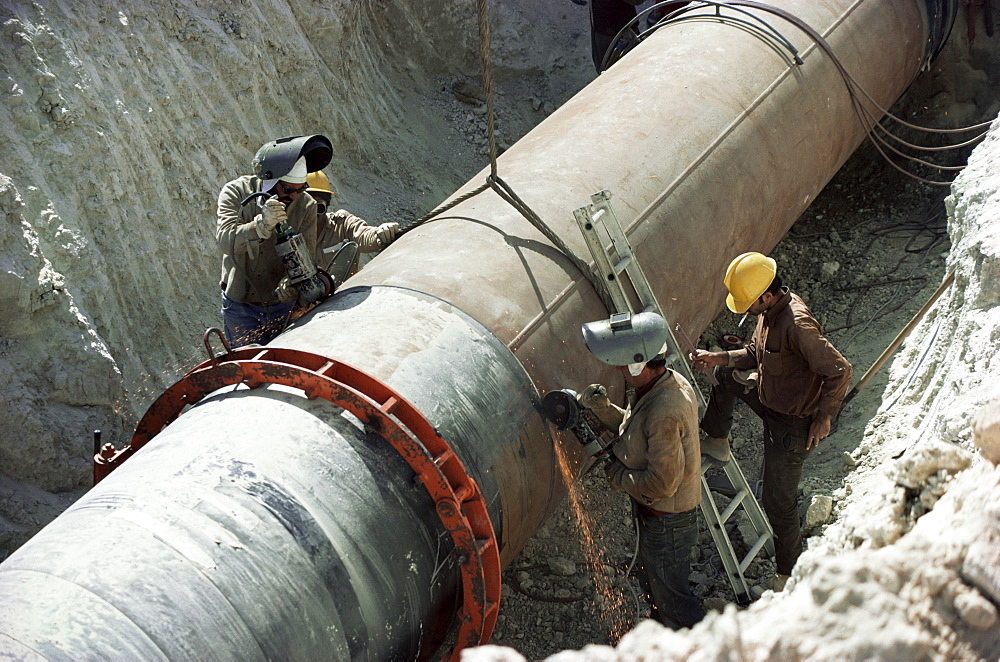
left=0, top=1, right=956, bottom=659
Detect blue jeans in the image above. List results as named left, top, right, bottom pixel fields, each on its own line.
left=221, top=292, right=295, bottom=349
left=635, top=505, right=704, bottom=629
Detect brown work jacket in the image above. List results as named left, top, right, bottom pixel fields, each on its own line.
left=728, top=288, right=852, bottom=418
left=588, top=370, right=702, bottom=514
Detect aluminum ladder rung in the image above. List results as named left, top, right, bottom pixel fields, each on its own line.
left=612, top=254, right=632, bottom=276
left=722, top=458, right=774, bottom=553
left=718, top=487, right=747, bottom=524
left=740, top=533, right=772, bottom=573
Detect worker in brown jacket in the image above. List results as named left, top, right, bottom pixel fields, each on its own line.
left=691, top=252, right=852, bottom=592
left=578, top=311, right=705, bottom=629
left=217, top=135, right=398, bottom=347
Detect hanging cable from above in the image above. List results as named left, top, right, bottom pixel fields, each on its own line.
left=399, top=0, right=614, bottom=313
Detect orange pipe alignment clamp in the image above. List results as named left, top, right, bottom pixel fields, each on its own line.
left=93, top=345, right=501, bottom=658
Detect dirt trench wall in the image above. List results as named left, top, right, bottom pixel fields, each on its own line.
left=0, top=0, right=579, bottom=557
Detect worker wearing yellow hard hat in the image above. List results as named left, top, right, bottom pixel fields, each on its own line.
left=303, top=170, right=398, bottom=250
left=722, top=252, right=777, bottom=314
left=305, top=170, right=334, bottom=212
left=690, top=251, right=852, bottom=593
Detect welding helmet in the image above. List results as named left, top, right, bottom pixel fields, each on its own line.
left=582, top=311, right=669, bottom=376
left=252, top=135, right=333, bottom=182
left=723, top=252, right=777, bottom=314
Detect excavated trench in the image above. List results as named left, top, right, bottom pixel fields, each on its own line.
left=0, top=2, right=998, bottom=660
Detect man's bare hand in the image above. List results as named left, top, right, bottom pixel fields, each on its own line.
left=690, top=349, right=727, bottom=371
left=807, top=412, right=831, bottom=450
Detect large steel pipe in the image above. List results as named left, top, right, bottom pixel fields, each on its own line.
left=0, top=1, right=954, bottom=659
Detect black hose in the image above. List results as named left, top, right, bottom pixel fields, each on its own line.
left=240, top=191, right=272, bottom=207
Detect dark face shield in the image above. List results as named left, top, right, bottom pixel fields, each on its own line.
left=252, top=134, right=333, bottom=181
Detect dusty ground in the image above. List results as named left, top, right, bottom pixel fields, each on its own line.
left=1, top=2, right=999, bottom=660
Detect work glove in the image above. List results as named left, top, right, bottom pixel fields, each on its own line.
left=357, top=222, right=399, bottom=252
left=375, top=222, right=399, bottom=247
left=577, top=384, right=610, bottom=411
left=255, top=198, right=287, bottom=239
left=274, top=276, right=298, bottom=304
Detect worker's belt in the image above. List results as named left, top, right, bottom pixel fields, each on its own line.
left=221, top=284, right=278, bottom=308
left=636, top=503, right=674, bottom=518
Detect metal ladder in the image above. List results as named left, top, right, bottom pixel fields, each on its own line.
left=573, top=190, right=774, bottom=605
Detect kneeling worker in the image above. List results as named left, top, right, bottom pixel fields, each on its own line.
left=577, top=311, right=705, bottom=629
left=304, top=170, right=398, bottom=256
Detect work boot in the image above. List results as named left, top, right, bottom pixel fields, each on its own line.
left=701, top=436, right=732, bottom=463
left=770, top=573, right=791, bottom=592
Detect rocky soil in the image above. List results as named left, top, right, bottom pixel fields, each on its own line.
left=1, top=2, right=999, bottom=660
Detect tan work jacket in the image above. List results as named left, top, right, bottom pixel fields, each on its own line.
left=728, top=289, right=852, bottom=418
left=589, top=370, right=702, bottom=514
left=216, top=175, right=378, bottom=305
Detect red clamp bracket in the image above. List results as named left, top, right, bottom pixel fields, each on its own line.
left=94, top=337, right=500, bottom=658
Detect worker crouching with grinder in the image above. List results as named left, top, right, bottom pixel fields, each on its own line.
left=216, top=134, right=399, bottom=348
left=577, top=311, right=705, bottom=630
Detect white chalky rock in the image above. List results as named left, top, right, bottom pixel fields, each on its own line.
left=971, top=396, right=1000, bottom=465
left=889, top=439, right=972, bottom=489
left=547, top=557, right=577, bottom=577
left=962, top=539, right=1000, bottom=606
left=820, top=261, right=840, bottom=280
left=805, top=495, right=834, bottom=529
left=953, top=586, right=998, bottom=630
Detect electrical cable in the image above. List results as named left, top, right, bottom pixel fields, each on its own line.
left=840, top=240, right=937, bottom=350
left=821, top=205, right=946, bottom=337
left=622, top=511, right=643, bottom=624
left=603, top=2, right=803, bottom=72
left=602, top=1, right=988, bottom=185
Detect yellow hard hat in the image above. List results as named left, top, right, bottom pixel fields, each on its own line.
left=305, top=171, right=333, bottom=195
left=723, top=252, right=777, bottom=313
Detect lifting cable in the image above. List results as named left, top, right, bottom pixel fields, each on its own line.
left=399, top=0, right=613, bottom=313
left=606, top=1, right=991, bottom=186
